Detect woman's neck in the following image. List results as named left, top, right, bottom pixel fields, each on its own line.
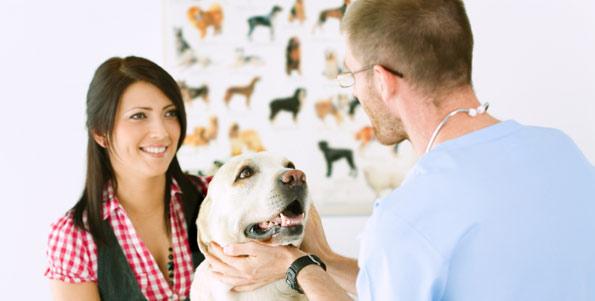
left=114, top=174, right=167, bottom=218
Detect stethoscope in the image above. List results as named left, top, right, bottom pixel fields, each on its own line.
left=424, top=102, right=490, bottom=154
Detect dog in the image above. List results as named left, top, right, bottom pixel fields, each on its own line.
left=355, top=126, right=375, bottom=149
left=322, top=50, right=342, bottom=80
left=347, top=97, right=360, bottom=119
left=286, top=37, right=301, bottom=75
left=269, top=88, right=306, bottom=123
left=190, top=152, right=310, bottom=300
left=313, top=0, right=351, bottom=32
left=178, top=81, right=209, bottom=104
left=361, top=141, right=418, bottom=197
left=187, top=4, right=224, bottom=39
left=288, top=0, right=305, bottom=24
left=318, top=141, right=357, bottom=178
left=229, top=123, right=266, bottom=156
left=314, top=95, right=349, bottom=125
left=233, top=48, right=264, bottom=68
left=184, top=116, right=218, bottom=147
left=247, top=5, right=282, bottom=41
left=223, top=76, right=260, bottom=108
left=173, top=28, right=196, bottom=67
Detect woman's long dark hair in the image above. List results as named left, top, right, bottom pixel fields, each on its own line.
left=72, top=56, right=190, bottom=244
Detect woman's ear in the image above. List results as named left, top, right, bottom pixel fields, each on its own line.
left=92, top=132, right=108, bottom=148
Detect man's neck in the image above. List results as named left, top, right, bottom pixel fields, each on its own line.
left=403, top=86, right=499, bottom=155
left=114, top=173, right=167, bottom=218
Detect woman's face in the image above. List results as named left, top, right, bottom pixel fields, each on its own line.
left=104, top=81, right=181, bottom=180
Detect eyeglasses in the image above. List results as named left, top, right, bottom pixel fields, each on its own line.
left=336, top=64, right=404, bottom=88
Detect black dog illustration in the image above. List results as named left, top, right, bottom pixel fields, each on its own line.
left=269, top=88, right=306, bottom=122
left=318, top=141, right=357, bottom=178
left=348, top=97, right=360, bottom=118
left=248, top=5, right=282, bottom=41
left=179, top=81, right=209, bottom=103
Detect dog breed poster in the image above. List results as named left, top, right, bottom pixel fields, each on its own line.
left=163, top=0, right=417, bottom=215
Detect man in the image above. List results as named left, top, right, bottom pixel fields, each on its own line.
left=206, top=0, right=595, bottom=300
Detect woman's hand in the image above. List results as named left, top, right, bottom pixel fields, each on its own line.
left=205, top=241, right=305, bottom=292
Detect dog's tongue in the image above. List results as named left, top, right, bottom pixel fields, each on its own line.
left=280, top=212, right=304, bottom=227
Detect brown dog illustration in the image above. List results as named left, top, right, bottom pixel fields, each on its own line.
left=229, top=123, right=266, bottom=156
left=315, top=98, right=343, bottom=125
left=286, top=37, right=301, bottom=76
left=355, top=126, right=375, bottom=149
left=288, top=0, right=305, bottom=24
left=223, top=77, right=260, bottom=108
left=187, top=4, right=224, bottom=39
left=313, top=0, right=351, bottom=32
left=184, top=116, right=219, bottom=147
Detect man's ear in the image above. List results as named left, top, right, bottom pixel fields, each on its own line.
left=373, top=65, right=399, bottom=106
left=92, top=131, right=108, bottom=148
left=196, top=195, right=212, bottom=255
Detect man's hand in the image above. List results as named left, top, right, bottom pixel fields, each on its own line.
left=205, top=241, right=305, bottom=292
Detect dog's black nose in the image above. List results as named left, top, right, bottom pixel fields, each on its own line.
left=281, top=170, right=306, bottom=186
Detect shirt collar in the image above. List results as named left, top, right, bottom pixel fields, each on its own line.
left=101, top=178, right=184, bottom=220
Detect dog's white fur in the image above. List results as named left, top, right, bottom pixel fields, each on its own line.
left=190, top=152, right=310, bottom=301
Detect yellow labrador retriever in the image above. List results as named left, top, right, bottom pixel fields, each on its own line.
left=190, top=152, right=310, bottom=300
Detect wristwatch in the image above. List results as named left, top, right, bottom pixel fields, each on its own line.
left=285, top=254, right=327, bottom=294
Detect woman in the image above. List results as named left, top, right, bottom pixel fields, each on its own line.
left=45, top=56, right=208, bottom=300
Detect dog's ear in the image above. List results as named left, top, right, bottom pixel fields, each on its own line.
left=196, top=195, right=212, bottom=255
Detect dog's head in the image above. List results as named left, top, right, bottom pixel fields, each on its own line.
left=196, top=152, right=310, bottom=253
left=318, top=140, right=329, bottom=150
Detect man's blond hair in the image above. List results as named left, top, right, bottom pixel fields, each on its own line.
left=342, top=0, right=474, bottom=96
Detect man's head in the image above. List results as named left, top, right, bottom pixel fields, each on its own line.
left=340, top=0, right=474, bottom=144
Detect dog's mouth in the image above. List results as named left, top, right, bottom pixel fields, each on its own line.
left=244, top=200, right=305, bottom=242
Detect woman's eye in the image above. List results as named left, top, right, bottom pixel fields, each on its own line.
left=130, top=112, right=146, bottom=120
left=165, top=110, right=178, bottom=118
left=238, top=167, right=254, bottom=180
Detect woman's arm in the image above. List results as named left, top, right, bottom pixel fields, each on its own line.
left=50, top=280, right=101, bottom=301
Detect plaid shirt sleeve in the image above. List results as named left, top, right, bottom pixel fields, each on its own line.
left=187, top=175, right=211, bottom=196
left=45, top=212, right=97, bottom=283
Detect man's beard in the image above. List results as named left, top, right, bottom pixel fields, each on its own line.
left=361, top=87, right=408, bottom=146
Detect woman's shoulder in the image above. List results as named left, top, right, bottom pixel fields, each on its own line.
left=46, top=211, right=97, bottom=282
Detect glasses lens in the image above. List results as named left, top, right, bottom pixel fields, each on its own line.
left=337, top=73, right=354, bottom=88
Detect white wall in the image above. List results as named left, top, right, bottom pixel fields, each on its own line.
left=1, top=0, right=593, bottom=299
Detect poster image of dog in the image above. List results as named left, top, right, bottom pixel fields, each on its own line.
left=313, top=0, right=351, bottom=32
left=247, top=5, right=282, bottom=41
left=322, top=49, right=343, bottom=80
left=229, top=123, right=266, bottom=156
left=190, top=152, right=310, bottom=300
left=286, top=36, right=301, bottom=76
left=269, top=88, right=306, bottom=123
left=233, top=48, right=264, bottom=68
left=360, top=141, right=418, bottom=198
left=223, top=76, right=260, bottom=108
left=184, top=116, right=219, bottom=147
left=165, top=1, right=386, bottom=215
left=318, top=140, right=357, bottom=178
left=187, top=4, right=224, bottom=39
left=288, top=0, right=306, bottom=24
left=178, top=81, right=209, bottom=104
left=355, top=126, right=375, bottom=149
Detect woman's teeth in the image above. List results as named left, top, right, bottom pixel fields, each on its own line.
left=142, top=146, right=167, bottom=154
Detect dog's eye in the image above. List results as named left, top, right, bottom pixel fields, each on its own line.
left=286, top=162, right=295, bottom=169
left=237, top=166, right=254, bottom=180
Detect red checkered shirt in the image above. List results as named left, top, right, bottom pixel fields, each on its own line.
left=45, top=177, right=209, bottom=301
